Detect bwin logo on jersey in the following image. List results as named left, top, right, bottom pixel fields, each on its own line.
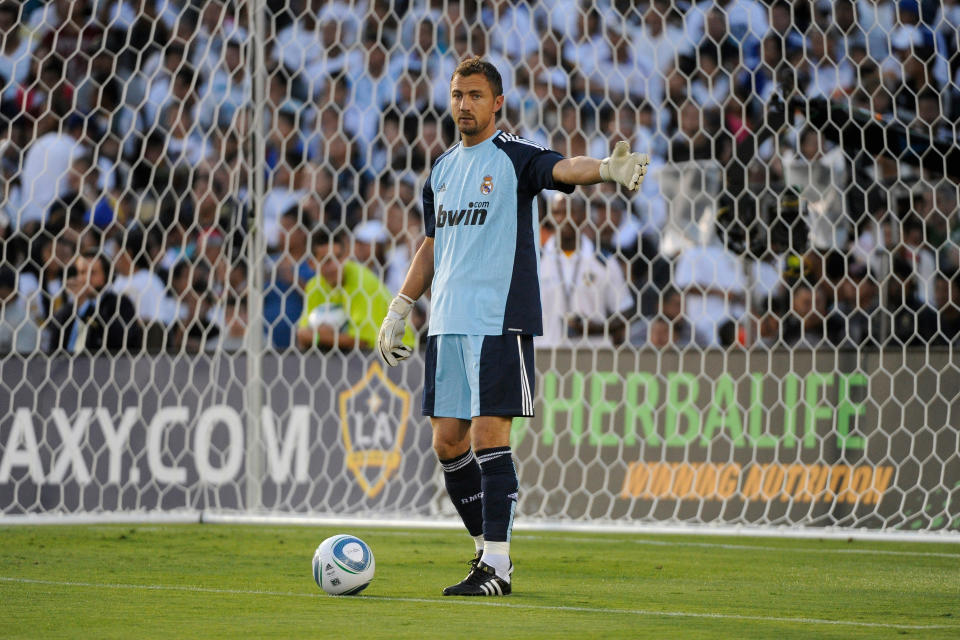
left=435, top=202, right=489, bottom=228
left=480, top=175, right=494, bottom=194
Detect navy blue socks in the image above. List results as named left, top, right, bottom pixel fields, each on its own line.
left=439, top=449, right=484, bottom=539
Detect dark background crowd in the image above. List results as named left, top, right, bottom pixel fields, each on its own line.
left=0, top=0, right=958, bottom=356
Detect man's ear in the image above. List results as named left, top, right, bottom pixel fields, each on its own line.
left=493, top=94, right=505, bottom=115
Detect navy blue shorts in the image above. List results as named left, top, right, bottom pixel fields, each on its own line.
left=422, top=334, right=535, bottom=419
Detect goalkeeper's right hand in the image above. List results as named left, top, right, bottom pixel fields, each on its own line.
left=378, top=293, right=414, bottom=366
left=599, top=141, right=649, bottom=190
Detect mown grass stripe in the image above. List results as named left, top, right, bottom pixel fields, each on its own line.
left=1, top=576, right=955, bottom=631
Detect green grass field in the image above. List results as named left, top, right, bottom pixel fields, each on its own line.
left=1, top=524, right=958, bottom=639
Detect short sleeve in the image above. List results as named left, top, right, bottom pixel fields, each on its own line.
left=522, top=149, right=575, bottom=195
left=422, top=172, right=436, bottom=237
left=493, top=134, right=575, bottom=195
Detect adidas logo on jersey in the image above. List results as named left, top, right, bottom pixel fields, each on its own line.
left=436, top=202, right=488, bottom=228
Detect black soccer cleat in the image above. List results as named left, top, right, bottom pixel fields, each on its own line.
left=442, top=560, right=512, bottom=596
left=442, top=550, right=482, bottom=591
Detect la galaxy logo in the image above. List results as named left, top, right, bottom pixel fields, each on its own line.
left=338, top=362, right=411, bottom=498
left=480, top=175, right=494, bottom=195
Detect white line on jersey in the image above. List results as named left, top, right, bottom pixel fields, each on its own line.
left=498, top=132, right=546, bottom=150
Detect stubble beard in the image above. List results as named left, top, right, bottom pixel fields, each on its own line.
left=456, top=113, right=482, bottom=136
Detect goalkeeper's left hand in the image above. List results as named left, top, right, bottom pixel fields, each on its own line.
left=599, top=141, right=649, bottom=190
left=377, top=293, right=414, bottom=366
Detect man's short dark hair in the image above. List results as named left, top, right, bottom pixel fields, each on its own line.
left=0, top=264, right=16, bottom=292
left=452, top=56, right=503, bottom=97
left=311, top=226, right=346, bottom=249
left=76, top=249, right=111, bottom=292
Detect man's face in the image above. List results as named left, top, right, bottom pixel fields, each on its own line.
left=67, top=256, right=105, bottom=300
left=648, top=319, right=670, bottom=348
left=314, top=240, right=345, bottom=285
left=450, top=73, right=503, bottom=139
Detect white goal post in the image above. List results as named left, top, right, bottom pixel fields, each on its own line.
left=0, top=1, right=958, bottom=540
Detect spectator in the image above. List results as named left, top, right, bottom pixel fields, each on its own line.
left=167, top=261, right=216, bottom=354
left=484, top=0, right=540, bottom=63
left=562, top=7, right=613, bottom=101
left=782, top=282, right=829, bottom=348
left=0, top=264, right=39, bottom=354
left=674, top=242, right=747, bottom=346
left=352, top=219, right=388, bottom=274
left=263, top=154, right=308, bottom=250
left=112, top=225, right=179, bottom=326
left=345, top=34, right=393, bottom=148
left=0, top=1, right=35, bottom=107
left=782, top=127, right=849, bottom=253
left=897, top=214, right=937, bottom=305
left=296, top=226, right=414, bottom=352
left=628, top=0, right=685, bottom=107
left=206, top=294, right=246, bottom=353
left=538, top=194, right=633, bottom=348
left=264, top=205, right=315, bottom=350
left=683, top=0, right=768, bottom=63
left=767, top=0, right=805, bottom=55
left=802, top=26, right=845, bottom=99
left=752, top=295, right=788, bottom=349
left=17, top=114, right=87, bottom=233
left=62, top=153, right=118, bottom=232
left=826, top=265, right=882, bottom=348
left=917, top=271, right=960, bottom=345
left=44, top=251, right=143, bottom=354
left=138, top=42, right=189, bottom=130
left=857, top=0, right=897, bottom=65
left=382, top=197, right=423, bottom=298
left=34, top=0, right=104, bottom=83
left=631, top=285, right=691, bottom=347
left=197, top=29, right=251, bottom=131
left=690, top=45, right=731, bottom=110
left=274, top=0, right=362, bottom=98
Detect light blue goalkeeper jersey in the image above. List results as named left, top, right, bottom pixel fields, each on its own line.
left=423, top=130, right=574, bottom=336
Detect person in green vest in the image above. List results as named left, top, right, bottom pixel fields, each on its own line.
left=297, top=226, right=416, bottom=352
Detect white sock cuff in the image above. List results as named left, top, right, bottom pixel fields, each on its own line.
left=440, top=450, right=476, bottom=473
left=476, top=448, right=512, bottom=465
left=483, top=541, right=510, bottom=556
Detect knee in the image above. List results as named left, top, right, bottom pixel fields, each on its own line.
left=432, top=429, right=470, bottom=461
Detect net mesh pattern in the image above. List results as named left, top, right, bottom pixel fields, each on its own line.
left=0, top=0, right=958, bottom=533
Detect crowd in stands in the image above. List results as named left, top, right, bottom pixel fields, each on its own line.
left=0, top=0, right=958, bottom=356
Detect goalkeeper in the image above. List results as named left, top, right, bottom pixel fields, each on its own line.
left=377, top=57, right=648, bottom=597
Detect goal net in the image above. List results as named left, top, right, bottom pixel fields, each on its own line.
left=0, top=0, right=958, bottom=536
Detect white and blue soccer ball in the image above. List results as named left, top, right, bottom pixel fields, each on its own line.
left=312, top=534, right=375, bottom=596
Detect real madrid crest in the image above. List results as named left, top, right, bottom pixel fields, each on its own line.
left=480, top=175, right=494, bottom=195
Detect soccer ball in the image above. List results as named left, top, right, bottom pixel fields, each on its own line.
left=312, top=534, right=375, bottom=596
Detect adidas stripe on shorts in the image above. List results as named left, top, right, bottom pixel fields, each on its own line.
left=422, top=334, right=535, bottom=420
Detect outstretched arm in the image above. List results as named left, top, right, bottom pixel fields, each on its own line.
left=552, top=141, right=649, bottom=190
left=552, top=156, right=604, bottom=185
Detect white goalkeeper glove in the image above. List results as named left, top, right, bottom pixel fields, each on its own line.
left=599, top=141, right=649, bottom=190
left=378, top=293, right=414, bottom=366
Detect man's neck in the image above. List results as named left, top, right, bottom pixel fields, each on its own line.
left=461, top=127, right=497, bottom=148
